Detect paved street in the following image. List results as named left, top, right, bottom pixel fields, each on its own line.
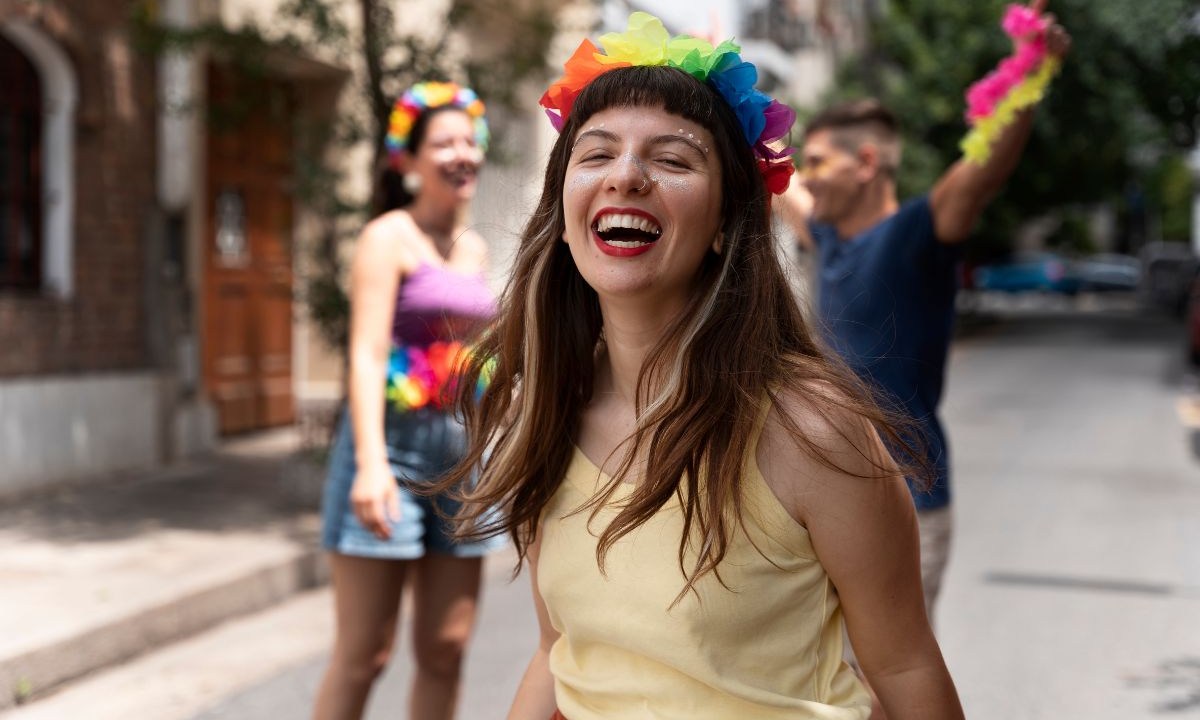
left=937, top=306, right=1200, bottom=718
left=8, top=303, right=1200, bottom=719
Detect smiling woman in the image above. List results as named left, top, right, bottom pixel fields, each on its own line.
left=432, top=12, right=965, bottom=720
left=312, top=81, right=503, bottom=720
left=563, top=106, right=722, bottom=299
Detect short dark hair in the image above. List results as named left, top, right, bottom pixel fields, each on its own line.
left=804, top=98, right=901, bottom=172
left=804, top=98, right=898, bottom=138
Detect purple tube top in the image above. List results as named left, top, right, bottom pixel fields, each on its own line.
left=392, top=261, right=496, bottom=346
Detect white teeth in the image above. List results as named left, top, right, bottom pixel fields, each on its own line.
left=595, top=213, right=662, bottom=235
left=605, top=239, right=652, bottom=248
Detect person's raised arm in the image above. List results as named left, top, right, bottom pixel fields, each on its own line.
left=508, top=533, right=561, bottom=720
left=930, top=0, right=1071, bottom=243
left=776, top=170, right=815, bottom=251
left=760, top=388, right=964, bottom=720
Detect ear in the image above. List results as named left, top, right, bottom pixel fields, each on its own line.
left=391, top=150, right=413, bottom=175
left=855, top=143, right=883, bottom=182
left=712, top=229, right=724, bottom=255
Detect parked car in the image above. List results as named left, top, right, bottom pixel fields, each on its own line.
left=1188, top=274, right=1200, bottom=366
left=972, top=252, right=1081, bottom=295
left=1075, top=253, right=1141, bottom=292
left=1141, top=242, right=1198, bottom=316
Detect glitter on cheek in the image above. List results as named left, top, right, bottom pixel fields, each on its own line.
left=647, top=173, right=692, bottom=193
left=563, top=168, right=606, bottom=241
left=429, top=147, right=458, bottom=164
left=566, top=168, right=605, bottom=193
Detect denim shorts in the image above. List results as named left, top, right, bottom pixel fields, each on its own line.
left=320, top=407, right=506, bottom=559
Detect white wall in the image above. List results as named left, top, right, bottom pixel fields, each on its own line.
left=0, top=374, right=162, bottom=498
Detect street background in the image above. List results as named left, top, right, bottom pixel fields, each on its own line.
left=2, top=0, right=1199, bottom=717
left=4, top=298, right=1199, bottom=719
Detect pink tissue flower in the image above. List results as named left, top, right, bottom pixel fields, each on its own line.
left=759, top=99, right=796, bottom=146
left=964, top=11, right=1049, bottom=123
left=1001, top=4, right=1047, bottom=38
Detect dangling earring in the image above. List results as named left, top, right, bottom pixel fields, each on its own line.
left=712, top=230, right=725, bottom=255
left=403, top=172, right=422, bottom=195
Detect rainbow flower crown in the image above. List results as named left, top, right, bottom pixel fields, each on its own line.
left=540, top=12, right=796, bottom=194
left=385, top=81, right=489, bottom=165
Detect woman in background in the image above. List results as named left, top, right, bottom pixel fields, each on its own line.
left=313, top=82, right=501, bottom=720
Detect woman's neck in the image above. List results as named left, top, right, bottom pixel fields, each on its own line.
left=407, top=196, right=468, bottom=256
left=595, top=296, right=688, bottom=405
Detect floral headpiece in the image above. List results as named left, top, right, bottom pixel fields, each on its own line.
left=539, top=12, right=796, bottom=194
left=385, top=81, right=489, bottom=165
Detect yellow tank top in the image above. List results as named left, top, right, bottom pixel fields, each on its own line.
left=538, top=413, right=870, bottom=720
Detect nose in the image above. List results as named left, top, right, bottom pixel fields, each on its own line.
left=451, top=138, right=482, bottom=166
left=607, top=152, right=649, bottom=195
left=798, top=164, right=818, bottom=190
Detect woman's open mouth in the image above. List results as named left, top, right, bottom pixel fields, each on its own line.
left=440, top=164, right=478, bottom=188
left=591, top=209, right=662, bottom=257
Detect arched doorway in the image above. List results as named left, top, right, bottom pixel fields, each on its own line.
left=0, top=18, right=78, bottom=298
left=0, top=34, right=42, bottom=290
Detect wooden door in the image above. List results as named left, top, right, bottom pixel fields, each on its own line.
left=203, top=66, right=295, bottom=434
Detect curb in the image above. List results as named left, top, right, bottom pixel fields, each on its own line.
left=0, top=548, right=329, bottom=710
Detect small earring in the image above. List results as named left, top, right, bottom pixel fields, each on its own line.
left=403, top=172, right=422, bottom=195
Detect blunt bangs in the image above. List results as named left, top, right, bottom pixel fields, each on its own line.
left=570, top=66, right=727, bottom=141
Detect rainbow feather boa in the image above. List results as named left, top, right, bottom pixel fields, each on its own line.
left=385, top=341, right=493, bottom=412
left=960, top=4, right=1060, bottom=164
left=539, top=12, right=797, bottom=194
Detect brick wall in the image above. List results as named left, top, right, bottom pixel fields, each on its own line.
left=0, top=0, right=156, bottom=377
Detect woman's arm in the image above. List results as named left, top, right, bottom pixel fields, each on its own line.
left=775, top=171, right=815, bottom=252
left=346, top=214, right=411, bottom=539
left=759, top=390, right=964, bottom=720
left=508, top=534, right=560, bottom=720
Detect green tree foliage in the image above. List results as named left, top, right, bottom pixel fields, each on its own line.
left=826, top=0, right=1198, bottom=261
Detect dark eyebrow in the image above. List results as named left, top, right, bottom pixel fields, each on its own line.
left=646, top=134, right=708, bottom=158
left=571, top=129, right=708, bottom=159
left=571, top=128, right=619, bottom=149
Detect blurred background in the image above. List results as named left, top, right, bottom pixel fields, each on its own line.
left=0, top=0, right=1198, bottom=718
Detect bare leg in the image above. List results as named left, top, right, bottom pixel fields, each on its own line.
left=312, top=554, right=409, bottom=720
left=407, top=554, right=485, bottom=720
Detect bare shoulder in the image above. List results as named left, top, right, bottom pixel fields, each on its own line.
left=355, top=210, right=418, bottom=273
left=455, top=227, right=490, bottom=266
left=756, top=379, right=896, bottom=525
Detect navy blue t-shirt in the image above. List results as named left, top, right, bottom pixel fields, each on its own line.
left=810, top=196, right=960, bottom=510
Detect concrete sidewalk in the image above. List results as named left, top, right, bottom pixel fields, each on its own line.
left=0, top=428, right=329, bottom=711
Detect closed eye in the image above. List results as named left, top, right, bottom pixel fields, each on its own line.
left=656, top=155, right=691, bottom=169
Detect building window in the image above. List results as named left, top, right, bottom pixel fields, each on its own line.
left=0, top=35, right=42, bottom=291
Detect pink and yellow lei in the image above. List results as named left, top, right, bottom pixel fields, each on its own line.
left=960, top=4, right=1061, bottom=164
left=539, top=12, right=797, bottom=195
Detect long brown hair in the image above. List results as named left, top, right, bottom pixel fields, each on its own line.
left=439, top=66, right=927, bottom=596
